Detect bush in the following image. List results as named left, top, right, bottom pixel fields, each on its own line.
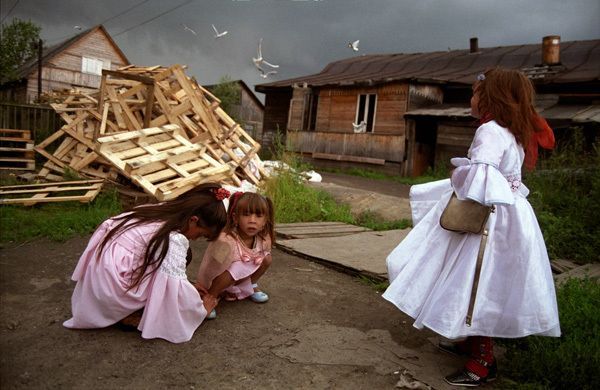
left=499, top=278, right=600, bottom=389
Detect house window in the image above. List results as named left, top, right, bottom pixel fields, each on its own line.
left=81, top=57, right=111, bottom=75
left=355, top=93, right=377, bottom=132
left=303, top=92, right=319, bottom=131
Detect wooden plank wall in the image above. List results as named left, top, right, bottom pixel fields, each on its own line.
left=435, top=121, right=475, bottom=170
left=287, top=131, right=404, bottom=162
left=315, top=82, right=408, bottom=135
left=25, top=28, right=128, bottom=102
left=261, top=89, right=292, bottom=150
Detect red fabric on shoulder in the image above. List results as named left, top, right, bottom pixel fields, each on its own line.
left=525, top=115, right=555, bottom=171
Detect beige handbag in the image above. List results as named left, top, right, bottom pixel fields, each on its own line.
left=439, top=193, right=495, bottom=326
left=440, top=193, right=494, bottom=234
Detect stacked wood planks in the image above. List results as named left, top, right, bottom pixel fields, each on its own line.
left=0, top=129, right=35, bottom=171
left=31, top=64, right=265, bottom=201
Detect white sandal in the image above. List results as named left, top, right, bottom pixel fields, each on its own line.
left=250, top=283, right=269, bottom=303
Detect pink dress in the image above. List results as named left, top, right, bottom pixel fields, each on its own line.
left=63, top=215, right=207, bottom=343
left=196, top=232, right=271, bottom=300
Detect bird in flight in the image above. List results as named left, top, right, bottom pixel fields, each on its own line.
left=253, top=38, right=279, bottom=69
left=182, top=23, right=197, bottom=35
left=73, top=25, right=82, bottom=31
left=348, top=40, right=360, bottom=52
left=212, top=24, right=228, bottom=38
left=258, top=68, right=277, bottom=79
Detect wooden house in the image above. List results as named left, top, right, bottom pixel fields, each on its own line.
left=0, top=25, right=129, bottom=103
left=205, top=80, right=265, bottom=142
left=256, top=37, right=600, bottom=176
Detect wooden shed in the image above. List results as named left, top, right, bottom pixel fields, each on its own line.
left=0, top=25, right=129, bottom=103
left=256, top=37, right=600, bottom=176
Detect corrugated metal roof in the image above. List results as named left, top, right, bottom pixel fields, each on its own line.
left=256, top=39, right=600, bottom=91
left=404, top=104, right=600, bottom=124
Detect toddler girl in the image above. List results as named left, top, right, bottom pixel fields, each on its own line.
left=196, top=192, right=275, bottom=318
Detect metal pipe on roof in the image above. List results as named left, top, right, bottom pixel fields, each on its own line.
left=542, top=35, right=561, bottom=65
left=470, top=37, right=479, bottom=53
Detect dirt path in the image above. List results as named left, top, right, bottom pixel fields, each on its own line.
left=309, top=172, right=413, bottom=222
left=0, top=236, right=464, bottom=389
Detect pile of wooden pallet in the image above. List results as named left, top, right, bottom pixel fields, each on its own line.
left=30, top=64, right=265, bottom=202
left=0, top=129, right=35, bottom=171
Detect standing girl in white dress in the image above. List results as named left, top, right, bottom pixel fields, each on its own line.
left=196, top=192, right=274, bottom=319
left=382, top=68, right=560, bottom=386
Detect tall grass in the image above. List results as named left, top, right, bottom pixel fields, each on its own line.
left=499, top=277, right=600, bottom=389
left=0, top=188, right=122, bottom=243
left=526, top=129, right=600, bottom=263
left=262, top=130, right=409, bottom=229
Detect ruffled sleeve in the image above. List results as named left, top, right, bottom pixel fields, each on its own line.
left=138, top=232, right=206, bottom=343
left=451, top=122, right=515, bottom=206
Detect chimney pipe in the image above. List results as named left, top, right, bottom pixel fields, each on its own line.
left=542, top=35, right=560, bottom=65
left=470, top=37, right=479, bottom=53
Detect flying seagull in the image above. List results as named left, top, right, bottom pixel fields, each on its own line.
left=73, top=25, right=82, bottom=31
left=253, top=38, right=279, bottom=69
left=258, top=68, right=277, bottom=79
left=348, top=40, right=360, bottom=52
left=212, top=24, right=228, bottom=38
left=182, top=23, right=197, bottom=35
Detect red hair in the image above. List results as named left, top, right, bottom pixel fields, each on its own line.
left=476, top=68, right=555, bottom=170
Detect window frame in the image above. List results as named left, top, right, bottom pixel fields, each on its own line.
left=354, top=93, right=377, bottom=133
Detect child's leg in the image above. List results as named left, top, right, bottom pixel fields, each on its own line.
left=250, top=255, right=273, bottom=288
left=465, top=336, right=495, bottom=377
left=208, top=270, right=236, bottom=297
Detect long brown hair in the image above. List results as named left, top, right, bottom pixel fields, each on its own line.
left=224, top=192, right=275, bottom=245
left=98, top=183, right=227, bottom=290
left=476, top=67, right=538, bottom=147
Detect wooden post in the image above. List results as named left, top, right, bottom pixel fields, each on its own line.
left=37, top=39, right=43, bottom=102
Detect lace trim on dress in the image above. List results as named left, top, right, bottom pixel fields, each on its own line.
left=505, top=175, right=521, bottom=192
left=158, top=233, right=189, bottom=280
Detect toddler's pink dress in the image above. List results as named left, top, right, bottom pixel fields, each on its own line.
left=63, top=215, right=207, bottom=343
left=196, top=232, right=271, bottom=299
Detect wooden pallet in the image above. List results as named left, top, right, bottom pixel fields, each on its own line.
left=97, top=124, right=239, bottom=201
left=0, top=179, right=104, bottom=206
left=0, top=129, right=35, bottom=171
left=31, top=64, right=264, bottom=197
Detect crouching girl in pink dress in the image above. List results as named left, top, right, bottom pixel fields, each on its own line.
left=63, top=183, right=228, bottom=343
left=195, top=192, right=275, bottom=319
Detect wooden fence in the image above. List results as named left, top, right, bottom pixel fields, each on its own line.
left=0, top=102, right=63, bottom=142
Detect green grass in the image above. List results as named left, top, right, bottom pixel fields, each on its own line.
left=319, top=166, right=447, bottom=186
left=0, top=188, right=122, bottom=243
left=263, top=168, right=355, bottom=224
left=499, top=277, right=600, bottom=389
left=525, top=130, right=600, bottom=263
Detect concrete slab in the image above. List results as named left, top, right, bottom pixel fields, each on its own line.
left=276, top=228, right=411, bottom=280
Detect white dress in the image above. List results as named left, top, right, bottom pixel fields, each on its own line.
left=382, top=120, right=561, bottom=339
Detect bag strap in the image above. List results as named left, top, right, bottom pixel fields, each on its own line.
left=465, top=229, right=488, bottom=326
